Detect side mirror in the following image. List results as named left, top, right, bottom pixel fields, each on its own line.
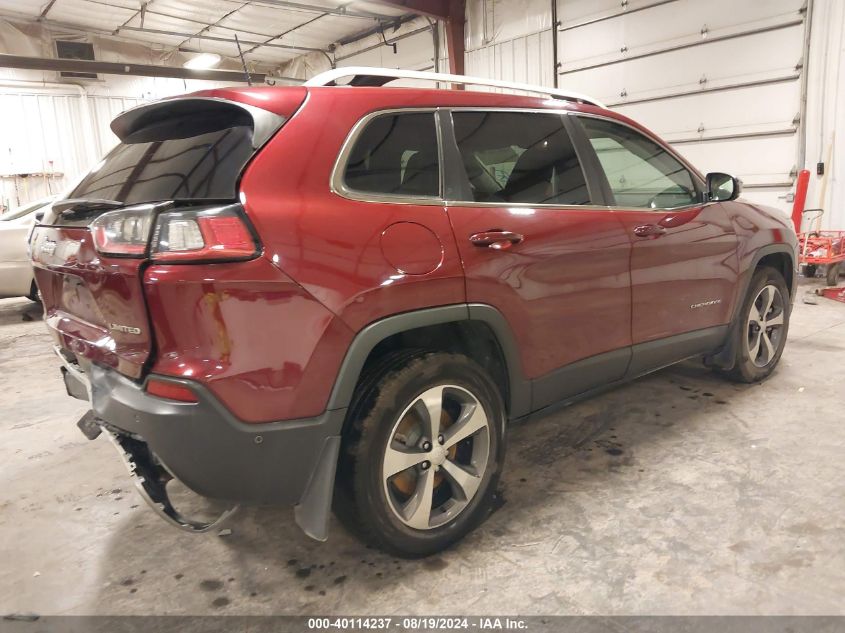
left=35, top=212, right=44, bottom=221
left=706, top=172, right=741, bottom=202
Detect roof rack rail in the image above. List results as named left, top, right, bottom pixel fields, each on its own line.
left=303, top=66, right=606, bottom=109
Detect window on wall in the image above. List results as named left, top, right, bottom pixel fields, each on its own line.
left=451, top=111, right=590, bottom=205
left=343, top=112, right=440, bottom=197
left=579, top=117, right=699, bottom=209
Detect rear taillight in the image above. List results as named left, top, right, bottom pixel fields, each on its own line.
left=90, top=208, right=155, bottom=257
left=151, top=205, right=258, bottom=262
left=89, top=203, right=258, bottom=262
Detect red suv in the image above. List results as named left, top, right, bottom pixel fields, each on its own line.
left=31, top=68, right=797, bottom=557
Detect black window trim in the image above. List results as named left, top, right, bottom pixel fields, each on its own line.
left=331, top=108, right=445, bottom=205
left=570, top=112, right=707, bottom=212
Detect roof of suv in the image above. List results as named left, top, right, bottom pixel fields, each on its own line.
left=179, top=66, right=612, bottom=119
left=184, top=84, right=612, bottom=116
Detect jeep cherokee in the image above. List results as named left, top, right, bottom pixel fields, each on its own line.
left=30, top=67, right=798, bottom=557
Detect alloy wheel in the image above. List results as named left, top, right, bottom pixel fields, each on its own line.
left=381, top=385, right=491, bottom=530
left=746, top=284, right=785, bottom=368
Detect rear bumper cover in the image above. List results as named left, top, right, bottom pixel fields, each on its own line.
left=60, top=350, right=346, bottom=539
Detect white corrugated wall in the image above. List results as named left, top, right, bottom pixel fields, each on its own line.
left=0, top=85, right=147, bottom=207
left=281, top=17, right=446, bottom=86
left=462, top=0, right=844, bottom=229
left=0, top=17, right=242, bottom=210
left=465, top=0, right=555, bottom=88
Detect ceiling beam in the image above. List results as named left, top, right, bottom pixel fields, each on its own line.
left=118, top=25, right=324, bottom=53
left=172, top=1, right=248, bottom=54
left=0, top=53, right=288, bottom=82
left=364, top=0, right=449, bottom=19
left=39, top=0, right=59, bottom=19
left=234, top=0, right=387, bottom=20
left=336, top=13, right=417, bottom=46
left=240, top=1, right=357, bottom=57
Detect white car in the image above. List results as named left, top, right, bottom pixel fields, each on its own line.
left=0, top=197, right=55, bottom=300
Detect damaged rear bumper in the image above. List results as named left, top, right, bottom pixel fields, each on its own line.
left=57, top=348, right=345, bottom=540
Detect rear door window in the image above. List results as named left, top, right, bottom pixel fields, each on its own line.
left=343, top=112, right=440, bottom=198
left=70, top=110, right=256, bottom=205
left=451, top=111, right=590, bottom=205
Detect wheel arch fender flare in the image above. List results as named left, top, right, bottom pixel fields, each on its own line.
left=708, top=243, right=796, bottom=370
left=325, top=303, right=531, bottom=419
left=738, top=244, right=797, bottom=318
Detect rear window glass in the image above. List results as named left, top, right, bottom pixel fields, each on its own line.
left=343, top=113, right=440, bottom=198
left=70, top=113, right=255, bottom=205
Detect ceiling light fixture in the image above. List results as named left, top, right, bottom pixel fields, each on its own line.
left=183, top=53, right=221, bottom=69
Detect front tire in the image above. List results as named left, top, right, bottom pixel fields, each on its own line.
left=334, top=352, right=505, bottom=558
left=722, top=266, right=790, bottom=383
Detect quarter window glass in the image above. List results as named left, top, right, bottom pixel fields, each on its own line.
left=580, top=117, right=698, bottom=209
left=452, top=112, right=590, bottom=205
left=344, top=113, right=440, bottom=197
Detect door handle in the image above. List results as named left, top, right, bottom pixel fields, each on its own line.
left=633, top=224, right=666, bottom=238
left=469, top=231, right=524, bottom=250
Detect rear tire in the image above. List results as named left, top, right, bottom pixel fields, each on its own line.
left=334, top=351, right=505, bottom=558
left=27, top=281, right=41, bottom=303
left=721, top=266, right=790, bottom=383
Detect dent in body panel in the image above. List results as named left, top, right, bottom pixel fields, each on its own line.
left=143, top=257, right=354, bottom=423
left=30, top=226, right=152, bottom=378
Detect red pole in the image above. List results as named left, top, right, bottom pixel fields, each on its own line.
left=792, top=169, right=811, bottom=233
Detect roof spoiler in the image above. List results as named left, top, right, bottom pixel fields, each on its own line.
left=110, top=97, right=285, bottom=149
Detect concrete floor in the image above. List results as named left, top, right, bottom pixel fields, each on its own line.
left=1, top=281, right=844, bottom=617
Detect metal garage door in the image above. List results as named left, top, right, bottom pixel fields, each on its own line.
left=557, top=0, right=808, bottom=213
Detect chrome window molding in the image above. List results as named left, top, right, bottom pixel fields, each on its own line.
left=329, top=105, right=709, bottom=213
left=330, top=108, right=446, bottom=206
left=443, top=200, right=613, bottom=211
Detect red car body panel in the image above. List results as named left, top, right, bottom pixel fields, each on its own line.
left=143, top=258, right=355, bottom=422
left=613, top=204, right=739, bottom=344
left=31, top=85, right=798, bottom=428
left=31, top=226, right=153, bottom=378
left=448, top=205, right=632, bottom=379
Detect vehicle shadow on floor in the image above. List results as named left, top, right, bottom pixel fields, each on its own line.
left=85, top=355, right=761, bottom=613
left=0, top=297, right=43, bottom=327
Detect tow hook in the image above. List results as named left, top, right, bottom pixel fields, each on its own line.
left=94, top=423, right=239, bottom=533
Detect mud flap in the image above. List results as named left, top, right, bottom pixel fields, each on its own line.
left=76, top=411, right=102, bottom=440
left=103, top=428, right=239, bottom=533
left=294, top=435, right=341, bottom=542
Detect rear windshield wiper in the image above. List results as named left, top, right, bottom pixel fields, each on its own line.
left=52, top=198, right=124, bottom=215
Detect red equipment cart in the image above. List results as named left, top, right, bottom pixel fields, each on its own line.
left=799, top=230, right=845, bottom=286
